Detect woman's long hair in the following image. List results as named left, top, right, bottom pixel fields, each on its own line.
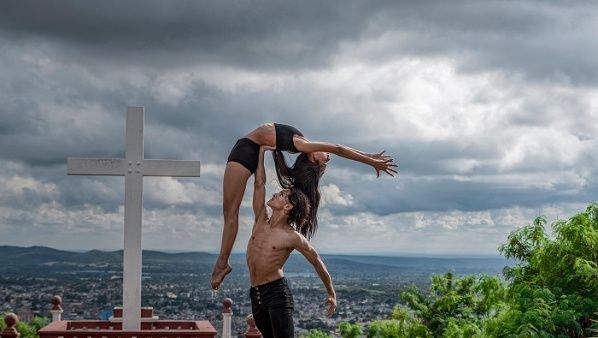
left=273, top=150, right=326, bottom=239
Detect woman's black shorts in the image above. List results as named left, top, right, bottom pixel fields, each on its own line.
left=227, top=138, right=260, bottom=174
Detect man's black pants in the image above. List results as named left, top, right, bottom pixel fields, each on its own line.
left=249, top=277, right=294, bottom=338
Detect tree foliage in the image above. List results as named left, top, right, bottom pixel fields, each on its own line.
left=397, top=272, right=505, bottom=337
left=486, top=203, right=598, bottom=337
left=302, top=328, right=333, bottom=338
left=339, top=321, right=363, bottom=338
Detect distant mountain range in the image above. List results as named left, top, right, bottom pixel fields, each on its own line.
left=0, top=245, right=511, bottom=276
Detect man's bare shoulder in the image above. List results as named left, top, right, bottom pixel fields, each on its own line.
left=282, top=227, right=307, bottom=248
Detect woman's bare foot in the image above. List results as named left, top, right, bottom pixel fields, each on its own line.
left=211, top=261, right=232, bottom=290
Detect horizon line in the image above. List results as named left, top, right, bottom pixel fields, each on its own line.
left=0, top=244, right=505, bottom=259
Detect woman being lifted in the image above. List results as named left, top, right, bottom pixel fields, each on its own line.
left=211, top=123, right=397, bottom=290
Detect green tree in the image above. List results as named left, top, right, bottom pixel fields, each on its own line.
left=368, top=319, right=404, bottom=338
left=365, top=306, right=430, bottom=338
left=302, top=329, right=333, bottom=338
left=442, top=318, right=482, bottom=338
left=487, top=203, right=598, bottom=337
left=339, top=321, right=363, bottom=338
left=0, top=314, right=5, bottom=332
left=15, top=321, right=37, bottom=338
left=400, top=272, right=505, bottom=337
left=28, top=317, right=49, bottom=333
left=589, top=312, right=598, bottom=338
left=367, top=203, right=598, bottom=337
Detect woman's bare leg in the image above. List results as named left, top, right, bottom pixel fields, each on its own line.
left=211, top=162, right=252, bottom=290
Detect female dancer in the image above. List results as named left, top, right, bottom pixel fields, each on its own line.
left=211, top=123, right=397, bottom=289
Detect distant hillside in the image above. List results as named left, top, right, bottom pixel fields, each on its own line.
left=322, top=254, right=511, bottom=275
left=0, top=245, right=214, bottom=273
left=0, top=245, right=510, bottom=276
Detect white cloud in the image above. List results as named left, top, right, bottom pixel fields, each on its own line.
left=151, top=71, right=197, bottom=106
left=145, top=177, right=221, bottom=207
left=320, top=184, right=353, bottom=206
left=145, top=177, right=193, bottom=204
left=452, top=171, right=589, bottom=191
left=311, top=202, right=587, bottom=255
left=1, top=175, right=59, bottom=200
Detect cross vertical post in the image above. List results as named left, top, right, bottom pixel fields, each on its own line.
left=123, top=107, right=144, bottom=330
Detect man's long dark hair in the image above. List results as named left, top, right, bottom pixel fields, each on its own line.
left=287, top=187, right=311, bottom=231
left=273, top=150, right=326, bottom=239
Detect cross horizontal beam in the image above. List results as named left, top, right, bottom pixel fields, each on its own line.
left=67, top=159, right=201, bottom=177
left=67, top=158, right=126, bottom=176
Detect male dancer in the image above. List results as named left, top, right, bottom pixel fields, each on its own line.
left=246, top=145, right=336, bottom=337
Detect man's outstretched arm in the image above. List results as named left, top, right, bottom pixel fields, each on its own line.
left=293, top=233, right=336, bottom=317
left=252, top=146, right=268, bottom=223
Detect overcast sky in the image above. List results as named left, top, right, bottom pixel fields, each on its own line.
left=0, top=0, right=597, bottom=256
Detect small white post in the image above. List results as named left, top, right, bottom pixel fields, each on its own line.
left=50, top=296, right=63, bottom=322
left=222, top=298, right=233, bottom=338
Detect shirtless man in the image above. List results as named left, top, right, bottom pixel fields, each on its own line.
left=246, top=146, right=336, bottom=338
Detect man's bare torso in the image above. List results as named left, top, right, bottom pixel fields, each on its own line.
left=246, top=218, right=295, bottom=287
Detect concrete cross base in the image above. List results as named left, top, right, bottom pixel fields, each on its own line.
left=109, top=307, right=159, bottom=324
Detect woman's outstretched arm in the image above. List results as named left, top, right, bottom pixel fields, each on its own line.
left=294, top=138, right=398, bottom=177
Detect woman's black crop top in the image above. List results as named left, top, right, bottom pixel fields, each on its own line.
left=274, top=123, right=304, bottom=153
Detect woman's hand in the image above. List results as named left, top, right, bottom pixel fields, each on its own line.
left=370, top=150, right=392, bottom=161
left=370, top=151, right=398, bottom=177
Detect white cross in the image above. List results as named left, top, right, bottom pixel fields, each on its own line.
left=67, top=107, right=200, bottom=330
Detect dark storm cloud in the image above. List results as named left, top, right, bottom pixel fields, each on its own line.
left=353, top=1, right=598, bottom=85
left=0, top=0, right=378, bottom=71
left=1, top=1, right=596, bottom=84
left=352, top=175, right=598, bottom=216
